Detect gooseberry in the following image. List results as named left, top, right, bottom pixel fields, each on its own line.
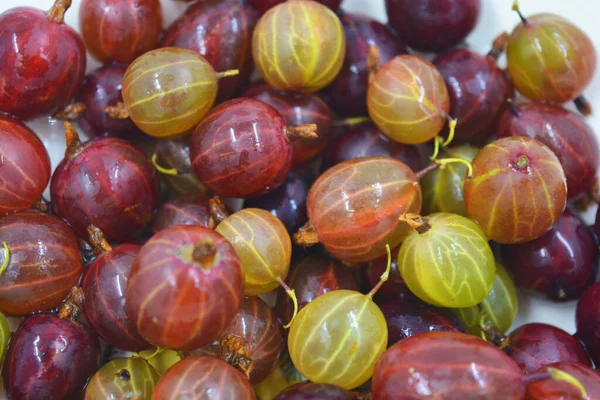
left=576, top=283, right=600, bottom=365
left=151, top=194, right=229, bottom=233
left=274, top=383, right=357, bottom=400
left=153, top=136, right=207, bottom=195
left=84, top=357, right=160, bottom=400
left=527, top=361, right=600, bottom=400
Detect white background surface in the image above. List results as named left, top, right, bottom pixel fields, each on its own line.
left=0, top=0, right=598, bottom=392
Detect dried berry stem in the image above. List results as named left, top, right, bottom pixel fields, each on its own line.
left=150, top=153, right=191, bottom=176
left=58, top=286, right=84, bottom=321
left=481, top=322, right=508, bottom=348
left=399, top=214, right=432, bottom=234
left=333, top=117, right=371, bottom=127
left=515, top=155, right=529, bottom=169
left=367, top=45, right=381, bottom=74
left=293, top=222, right=319, bottom=247
left=208, top=198, right=230, bottom=228
left=53, top=102, right=86, bottom=121
left=285, top=124, right=318, bottom=142
left=367, top=244, right=392, bottom=298
left=487, top=32, right=509, bottom=61
left=511, top=0, right=528, bottom=25
left=48, top=0, right=71, bottom=23
left=33, top=197, right=51, bottom=214
left=277, top=278, right=298, bottom=328
left=574, top=95, right=592, bottom=116
left=220, top=333, right=254, bottom=379
left=215, top=70, right=240, bottom=80
left=64, top=122, right=84, bottom=160
left=118, top=370, right=131, bottom=381
left=106, top=102, right=130, bottom=120
left=0, top=242, right=10, bottom=276
left=507, top=98, right=520, bottom=117
left=415, top=163, right=441, bottom=181
left=87, top=225, right=112, bottom=254
left=192, top=240, right=217, bottom=269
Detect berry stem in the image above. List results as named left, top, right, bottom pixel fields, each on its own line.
left=208, top=198, right=230, bottom=228
left=521, top=371, right=551, bottom=386
left=64, top=122, right=84, bottom=160
left=574, top=95, right=592, bottom=116
left=215, top=69, right=240, bottom=80
left=277, top=278, right=298, bottom=329
left=106, top=102, right=130, bottom=120
left=442, top=118, right=458, bottom=147
left=415, top=162, right=441, bottom=181
left=220, top=333, right=254, bottom=379
left=53, top=102, right=86, bottom=121
left=333, top=117, right=371, bottom=127
left=487, top=32, right=509, bottom=61
left=117, top=369, right=131, bottom=381
left=437, top=158, right=474, bottom=178
left=58, top=286, right=84, bottom=321
left=546, top=367, right=588, bottom=398
left=367, top=45, right=381, bottom=74
left=430, top=118, right=457, bottom=161
left=399, top=214, right=432, bottom=234
left=87, top=225, right=112, bottom=254
left=151, top=153, right=191, bottom=175
left=293, top=222, right=320, bottom=247
left=192, top=240, right=217, bottom=270
left=515, top=155, right=529, bottom=169
left=48, top=0, right=71, bottom=23
left=367, top=244, right=392, bottom=298
left=285, top=124, right=318, bottom=142
left=512, top=0, right=528, bottom=25
left=0, top=242, right=10, bottom=276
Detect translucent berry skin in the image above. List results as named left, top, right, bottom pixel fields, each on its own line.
left=3, top=314, right=100, bottom=400
left=78, top=65, right=142, bottom=139
left=0, top=116, right=51, bottom=216
left=398, top=213, right=496, bottom=308
left=252, top=0, right=346, bottom=92
left=244, top=83, right=333, bottom=165
left=84, top=357, right=160, bottom=400
left=122, top=48, right=218, bottom=138
left=308, top=156, right=422, bottom=263
left=372, top=332, right=525, bottom=400
left=216, top=208, right=292, bottom=295
left=464, top=137, right=567, bottom=244
left=368, top=55, right=450, bottom=145
left=506, top=323, right=592, bottom=374
left=0, top=211, right=82, bottom=316
left=254, top=350, right=306, bottom=400
left=507, top=14, right=596, bottom=104
left=153, top=356, right=256, bottom=400
left=276, top=255, right=359, bottom=329
left=195, top=296, right=283, bottom=384
left=79, top=0, right=162, bottom=64
left=322, top=122, right=421, bottom=173
left=162, top=0, right=258, bottom=103
left=501, top=209, right=596, bottom=302
left=0, top=6, right=86, bottom=120
left=327, top=12, right=407, bottom=118
left=498, top=102, right=599, bottom=199
left=154, top=136, right=207, bottom=195
left=274, top=383, right=356, bottom=400
left=385, top=0, right=480, bottom=52
left=526, top=361, right=600, bottom=400
left=381, top=299, right=466, bottom=346
left=289, top=290, right=387, bottom=390
left=151, top=193, right=220, bottom=233
left=126, top=226, right=244, bottom=351
left=577, top=283, right=600, bottom=366
left=245, top=166, right=314, bottom=234
left=433, top=49, right=514, bottom=145
left=190, top=98, right=293, bottom=198
left=82, top=244, right=150, bottom=352
left=421, top=146, right=479, bottom=217
left=51, top=138, right=159, bottom=243
left=248, top=0, right=342, bottom=14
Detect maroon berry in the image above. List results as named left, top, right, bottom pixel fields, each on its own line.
left=576, top=283, right=600, bottom=365
left=364, top=247, right=415, bottom=305
left=527, top=361, right=600, bottom=399
left=275, top=383, right=357, bottom=400
left=248, top=0, right=342, bottom=14
left=151, top=194, right=230, bottom=233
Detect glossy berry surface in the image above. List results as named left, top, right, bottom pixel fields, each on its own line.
left=154, top=136, right=207, bottom=195
left=191, top=98, right=296, bottom=198
left=0, top=211, right=81, bottom=315
left=151, top=193, right=223, bottom=233
left=322, top=122, right=421, bottom=172
left=245, top=166, right=314, bottom=234
left=162, top=0, right=258, bottom=103
left=153, top=356, right=256, bottom=400
left=82, top=244, right=150, bottom=352
left=195, top=296, right=283, bottom=384
left=368, top=55, right=450, bottom=144
left=248, top=0, right=342, bottom=14
left=216, top=208, right=292, bottom=295
left=526, top=361, right=600, bottom=400
left=433, top=49, right=514, bottom=145
left=254, top=350, right=306, bottom=400
left=274, top=383, right=357, bottom=400
left=327, top=12, right=407, bottom=117
left=464, top=136, right=567, bottom=244
left=244, top=83, right=333, bottom=165
left=3, top=313, right=100, bottom=400
left=576, top=283, right=600, bottom=365
left=51, top=131, right=159, bottom=243
left=372, top=332, right=525, bottom=399
left=252, top=0, right=345, bottom=92
left=79, top=0, right=162, bottom=64
left=498, top=102, right=599, bottom=198
left=125, top=225, right=244, bottom=350
left=386, top=0, right=480, bottom=52
left=122, top=48, right=218, bottom=138
left=0, top=115, right=51, bottom=216
left=276, top=255, right=359, bottom=328
left=398, top=213, right=496, bottom=308
left=84, top=357, right=160, bottom=400
left=78, top=65, right=142, bottom=139
left=0, top=2, right=86, bottom=120
left=501, top=209, right=596, bottom=301
left=365, top=248, right=415, bottom=305
left=307, top=156, right=422, bottom=263
left=506, top=323, right=592, bottom=373
left=507, top=14, right=596, bottom=104
left=289, top=290, right=387, bottom=389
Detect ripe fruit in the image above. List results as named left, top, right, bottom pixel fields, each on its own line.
left=576, top=283, right=600, bottom=365
left=153, top=136, right=207, bottom=195
left=248, top=0, right=342, bottom=14
left=84, top=357, right=160, bottom=400
left=526, top=361, right=600, bottom=400
left=151, top=194, right=229, bottom=233
left=274, top=383, right=356, bottom=400
left=464, top=136, right=567, bottom=244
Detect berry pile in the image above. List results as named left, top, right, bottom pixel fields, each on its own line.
left=0, top=0, right=598, bottom=399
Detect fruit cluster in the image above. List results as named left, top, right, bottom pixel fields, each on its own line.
left=0, top=0, right=598, bottom=399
